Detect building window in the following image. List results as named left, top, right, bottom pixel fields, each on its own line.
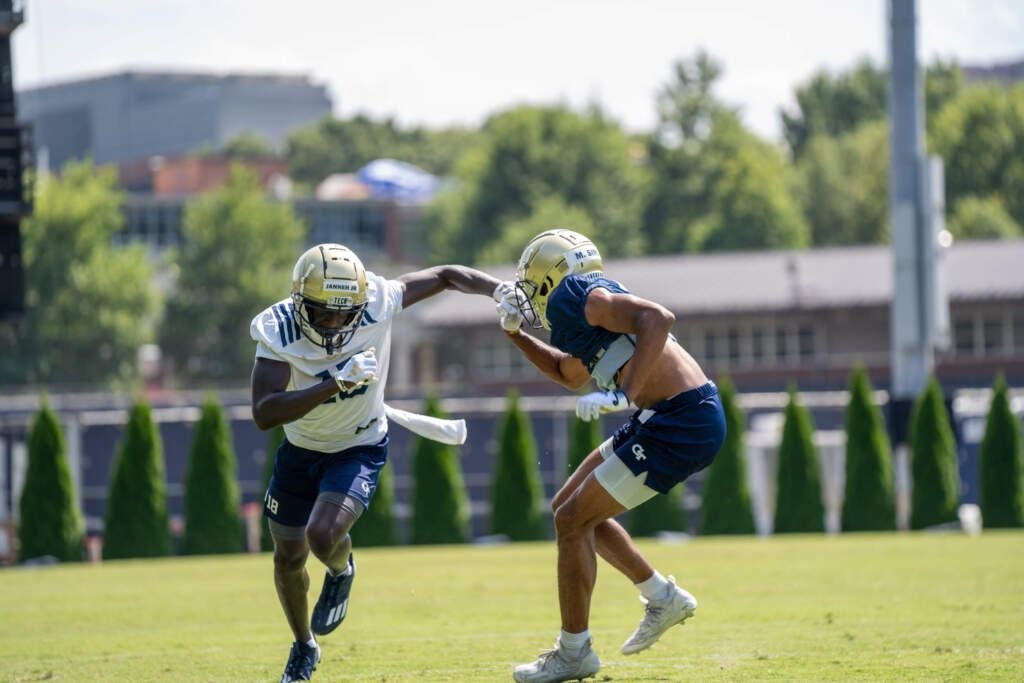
left=752, top=328, right=766, bottom=364
left=775, top=326, right=791, bottom=364
left=475, top=339, right=531, bottom=380
left=983, top=315, right=1004, bottom=356
left=953, top=317, right=974, bottom=356
left=798, top=324, right=815, bottom=360
left=727, top=327, right=742, bottom=364
left=704, top=330, right=719, bottom=364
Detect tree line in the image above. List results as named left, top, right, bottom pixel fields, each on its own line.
left=16, top=369, right=1023, bottom=563
left=2, top=51, right=1023, bottom=390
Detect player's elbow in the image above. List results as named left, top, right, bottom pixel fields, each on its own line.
left=251, top=404, right=277, bottom=431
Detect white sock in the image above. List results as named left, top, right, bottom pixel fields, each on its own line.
left=636, top=571, right=670, bottom=601
left=305, top=637, right=317, bottom=649
left=327, top=558, right=353, bottom=578
left=558, top=629, right=590, bottom=658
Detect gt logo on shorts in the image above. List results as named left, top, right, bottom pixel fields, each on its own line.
left=361, top=481, right=371, bottom=495
left=631, top=443, right=646, bottom=461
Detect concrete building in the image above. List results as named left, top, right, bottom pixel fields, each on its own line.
left=18, top=70, right=332, bottom=169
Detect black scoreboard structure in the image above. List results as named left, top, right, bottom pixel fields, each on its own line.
left=0, top=1, right=31, bottom=320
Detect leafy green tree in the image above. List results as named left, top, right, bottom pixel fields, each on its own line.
left=773, top=388, right=824, bottom=533
left=349, top=462, right=398, bottom=547
left=567, top=414, right=602, bottom=477
left=478, top=196, right=597, bottom=266
left=411, top=396, right=470, bottom=544
left=691, top=118, right=809, bottom=252
left=930, top=84, right=1024, bottom=228
left=841, top=367, right=895, bottom=531
left=909, top=377, right=960, bottom=529
left=629, top=488, right=686, bottom=537
left=643, top=52, right=806, bottom=253
left=218, top=132, right=277, bottom=159
left=701, top=378, right=756, bottom=535
left=103, top=401, right=171, bottom=559
left=946, top=195, right=1021, bottom=240
left=428, top=104, right=647, bottom=264
left=160, top=165, right=303, bottom=382
left=783, top=59, right=962, bottom=159
left=0, top=160, right=160, bottom=386
left=796, top=121, right=890, bottom=246
left=18, top=401, right=83, bottom=561
left=978, top=376, right=1023, bottom=528
left=183, top=397, right=243, bottom=555
left=490, top=390, right=547, bottom=540
left=260, top=425, right=285, bottom=551
left=286, top=114, right=479, bottom=185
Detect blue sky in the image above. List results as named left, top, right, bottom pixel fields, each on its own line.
left=13, top=0, right=1024, bottom=141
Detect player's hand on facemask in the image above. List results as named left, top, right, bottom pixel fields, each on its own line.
left=335, top=348, right=379, bottom=390
left=495, top=295, right=524, bottom=334
left=575, top=390, right=630, bottom=421
left=492, top=280, right=516, bottom=303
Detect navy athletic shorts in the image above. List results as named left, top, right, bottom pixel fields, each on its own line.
left=608, top=382, right=726, bottom=494
left=263, top=437, right=388, bottom=527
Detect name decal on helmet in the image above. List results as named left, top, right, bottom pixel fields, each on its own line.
left=565, top=247, right=599, bottom=274
left=324, top=280, right=359, bottom=292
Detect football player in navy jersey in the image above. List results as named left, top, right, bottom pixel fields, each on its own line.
left=495, top=229, right=726, bottom=683
left=250, top=243, right=503, bottom=682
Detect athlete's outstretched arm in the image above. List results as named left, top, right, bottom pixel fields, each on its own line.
left=250, top=357, right=340, bottom=430
left=397, top=265, right=503, bottom=309
left=504, top=330, right=591, bottom=391
left=583, top=288, right=674, bottom=402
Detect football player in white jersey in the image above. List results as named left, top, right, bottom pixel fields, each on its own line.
left=250, top=243, right=503, bottom=683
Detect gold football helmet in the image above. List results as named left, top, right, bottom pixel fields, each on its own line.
left=515, top=229, right=603, bottom=329
left=291, top=244, right=368, bottom=354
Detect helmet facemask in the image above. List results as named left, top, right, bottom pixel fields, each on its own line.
left=291, top=244, right=369, bottom=355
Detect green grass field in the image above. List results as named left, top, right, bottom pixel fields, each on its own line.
left=2, top=531, right=1023, bottom=682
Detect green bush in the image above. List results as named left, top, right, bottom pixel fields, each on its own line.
left=773, top=387, right=824, bottom=533
left=183, top=397, right=243, bottom=555
left=260, top=425, right=285, bottom=552
left=629, top=487, right=687, bottom=537
left=103, top=401, right=171, bottom=559
left=490, top=390, right=547, bottom=540
left=411, top=396, right=471, bottom=544
left=701, top=377, right=756, bottom=535
left=349, top=460, right=398, bottom=547
left=18, top=401, right=83, bottom=562
left=909, top=377, right=960, bottom=529
left=567, top=414, right=602, bottom=477
left=841, top=367, right=896, bottom=531
left=979, top=376, right=1023, bottom=528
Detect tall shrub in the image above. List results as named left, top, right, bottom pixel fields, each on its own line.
left=701, top=377, right=756, bottom=535
left=979, top=376, right=1023, bottom=527
left=104, top=401, right=171, bottom=558
left=349, top=461, right=398, bottom=547
left=567, top=414, right=602, bottom=477
left=841, top=367, right=896, bottom=531
left=183, top=397, right=243, bottom=555
left=773, top=387, right=824, bottom=533
left=490, top=390, right=547, bottom=540
left=260, top=425, right=285, bottom=551
left=629, top=488, right=687, bottom=537
left=909, top=377, right=960, bottom=529
left=18, top=401, right=83, bottom=561
left=411, top=396, right=471, bottom=544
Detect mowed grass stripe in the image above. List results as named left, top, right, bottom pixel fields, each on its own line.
left=1, top=531, right=1022, bottom=681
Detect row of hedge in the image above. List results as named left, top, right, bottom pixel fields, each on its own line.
left=16, top=370, right=1024, bottom=561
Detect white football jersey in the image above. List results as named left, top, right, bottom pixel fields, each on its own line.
left=250, top=272, right=404, bottom=453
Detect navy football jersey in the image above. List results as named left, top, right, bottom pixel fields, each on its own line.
left=547, top=273, right=636, bottom=388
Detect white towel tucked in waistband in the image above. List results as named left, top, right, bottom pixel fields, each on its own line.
left=384, top=404, right=467, bottom=445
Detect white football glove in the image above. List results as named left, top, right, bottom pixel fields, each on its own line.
left=495, top=294, right=524, bottom=333
left=335, top=348, right=379, bottom=390
left=492, top=280, right=516, bottom=303
left=575, top=390, right=630, bottom=422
